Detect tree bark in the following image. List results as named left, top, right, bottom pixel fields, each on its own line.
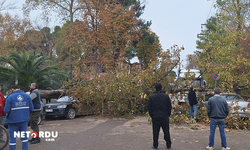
left=39, top=89, right=66, bottom=99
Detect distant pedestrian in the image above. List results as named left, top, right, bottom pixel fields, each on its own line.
left=45, top=87, right=51, bottom=104
left=206, top=87, right=230, bottom=150
left=148, top=83, right=172, bottom=149
left=188, top=87, right=198, bottom=119
left=4, top=85, right=34, bottom=150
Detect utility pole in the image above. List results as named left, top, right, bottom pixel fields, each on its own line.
left=197, top=24, right=207, bottom=38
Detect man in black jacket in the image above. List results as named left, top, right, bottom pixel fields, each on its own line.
left=188, top=87, right=198, bottom=118
left=148, top=83, right=172, bottom=149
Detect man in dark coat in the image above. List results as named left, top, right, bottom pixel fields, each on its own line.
left=28, top=83, right=41, bottom=144
left=148, top=83, right=172, bottom=149
left=188, top=87, right=198, bottom=118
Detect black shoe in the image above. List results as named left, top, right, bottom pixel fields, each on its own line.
left=167, top=141, right=171, bottom=149
left=152, top=146, right=157, bottom=149
left=28, top=138, right=35, bottom=142
left=30, top=139, right=40, bottom=144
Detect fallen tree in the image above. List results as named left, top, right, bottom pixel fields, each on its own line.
left=39, top=89, right=66, bottom=99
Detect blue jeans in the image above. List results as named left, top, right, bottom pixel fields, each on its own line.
left=190, top=105, right=197, bottom=118
left=208, top=119, right=227, bottom=148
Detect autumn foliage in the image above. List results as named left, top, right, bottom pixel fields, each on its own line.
left=66, top=46, right=182, bottom=117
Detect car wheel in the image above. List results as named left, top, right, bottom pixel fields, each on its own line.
left=66, top=108, right=76, bottom=119
left=37, top=115, right=42, bottom=125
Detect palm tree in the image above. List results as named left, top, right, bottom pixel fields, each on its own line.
left=0, top=51, right=69, bottom=90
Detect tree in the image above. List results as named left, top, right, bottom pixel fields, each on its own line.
left=65, top=0, right=138, bottom=72
left=0, top=51, right=69, bottom=90
left=186, top=54, right=197, bottom=69
left=196, top=0, right=250, bottom=91
left=65, top=44, right=183, bottom=117
left=24, top=0, right=87, bottom=74
left=15, top=26, right=57, bottom=60
left=119, top=0, right=154, bottom=62
left=39, top=27, right=56, bottom=58
left=136, top=29, right=161, bottom=69
left=23, top=0, right=85, bottom=23
left=16, top=29, right=44, bottom=53
left=55, top=21, right=82, bottom=71
left=0, top=13, right=32, bottom=56
left=0, top=0, right=17, bottom=11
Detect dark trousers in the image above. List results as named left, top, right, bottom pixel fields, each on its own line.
left=29, top=111, right=41, bottom=139
left=46, top=98, right=51, bottom=104
left=0, top=115, right=4, bottom=139
left=152, top=117, right=171, bottom=148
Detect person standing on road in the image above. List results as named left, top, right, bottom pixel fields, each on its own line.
left=4, top=85, right=34, bottom=150
left=0, top=86, right=6, bottom=142
left=206, top=87, right=230, bottom=150
left=188, top=87, right=198, bottom=119
left=148, top=83, right=172, bottom=149
left=28, top=83, right=41, bottom=144
left=45, top=87, right=51, bottom=104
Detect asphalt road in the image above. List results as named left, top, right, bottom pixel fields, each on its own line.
left=4, top=116, right=250, bottom=150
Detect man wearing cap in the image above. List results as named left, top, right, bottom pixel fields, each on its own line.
left=4, top=85, right=34, bottom=150
left=148, top=83, right=172, bottom=149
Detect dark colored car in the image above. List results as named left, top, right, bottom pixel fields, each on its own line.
left=44, top=96, right=91, bottom=119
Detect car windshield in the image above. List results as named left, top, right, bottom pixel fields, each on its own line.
left=55, top=96, right=72, bottom=102
left=220, top=94, right=243, bottom=102
left=205, top=94, right=213, bottom=101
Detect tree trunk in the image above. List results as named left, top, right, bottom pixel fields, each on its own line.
left=69, top=47, right=72, bottom=75
left=39, top=89, right=65, bottom=99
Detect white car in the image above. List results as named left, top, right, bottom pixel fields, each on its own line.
left=204, top=93, right=250, bottom=117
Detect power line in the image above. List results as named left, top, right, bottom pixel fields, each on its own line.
left=207, top=0, right=215, bottom=19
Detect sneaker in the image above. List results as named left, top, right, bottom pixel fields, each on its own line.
left=222, top=147, right=230, bottom=150
left=206, top=145, right=213, bottom=150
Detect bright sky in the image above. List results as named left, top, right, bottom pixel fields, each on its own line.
left=4, top=0, right=215, bottom=67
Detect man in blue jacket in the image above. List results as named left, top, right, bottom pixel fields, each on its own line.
left=206, top=87, right=230, bottom=150
left=4, top=85, right=34, bottom=150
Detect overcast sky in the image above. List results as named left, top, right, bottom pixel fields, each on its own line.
left=139, top=0, right=215, bottom=66
left=4, top=0, right=216, bottom=67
